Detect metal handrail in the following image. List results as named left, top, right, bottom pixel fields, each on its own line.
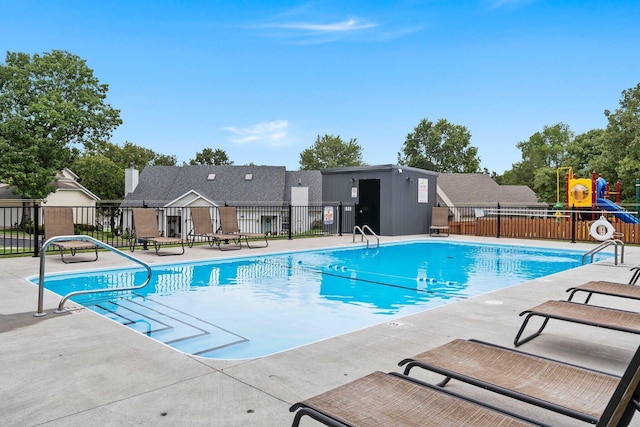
left=35, top=235, right=153, bottom=317
left=582, top=239, right=624, bottom=265
left=353, top=225, right=380, bottom=249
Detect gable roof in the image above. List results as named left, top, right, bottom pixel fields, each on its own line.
left=0, top=168, right=99, bottom=201
left=123, top=165, right=321, bottom=207
left=437, top=173, right=546, bottom=208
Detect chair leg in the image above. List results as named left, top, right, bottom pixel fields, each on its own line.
left=514, top=313, right=550, bottom=347
left=246, top=235, right=268, bottom=248
left=290, top=407, right=347, bottom=427
left=154, top=240, right=185, bottom=256
left=60, top=246, right=99, bottom=264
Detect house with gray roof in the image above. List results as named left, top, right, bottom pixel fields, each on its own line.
left=436, top=173, right=548, bottom=221
left=122, top=164, right=322, bottom=238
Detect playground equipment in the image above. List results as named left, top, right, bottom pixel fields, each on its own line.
left=556, top=167, right=640, bottom=224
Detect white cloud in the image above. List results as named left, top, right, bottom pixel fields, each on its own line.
left=253, top=15, right=386, bottom=44
left=223, top=120, right=290, bottom=146
left=274, top=18, right=377, bottom=33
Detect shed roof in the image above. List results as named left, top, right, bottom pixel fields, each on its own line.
left=437, top=173, right=546, bottom=207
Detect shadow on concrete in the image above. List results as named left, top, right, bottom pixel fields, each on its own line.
left=0, top=309, right=72, bottom=333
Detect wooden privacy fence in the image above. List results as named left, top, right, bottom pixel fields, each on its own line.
left=451, top=217, right=640, bottom=244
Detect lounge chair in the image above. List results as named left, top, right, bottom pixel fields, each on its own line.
left=187, top=207, right=242, bottom=251
left=42, top=207, right=98, bottom=263
left=290, top=371, right=548, bottom=427
left=218, top=206, right=268, bottom=248
left=399, top=338, right=640, bottom=425
left=130, top=208, right=184, bottom=256
left=429, top=206, right=450, bottom=237
left=514, top=300, right=640, bottom=347
left=567, top=280, right=640, bottom=304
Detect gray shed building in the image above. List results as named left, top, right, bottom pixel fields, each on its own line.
left=321, top=165, right=439, bottom=236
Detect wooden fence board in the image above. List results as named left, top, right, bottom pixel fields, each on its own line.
left=450, top=218, right=640, bottom=245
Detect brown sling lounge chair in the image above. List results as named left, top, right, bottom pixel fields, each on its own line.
left=514, top=300, right=640, bottom=347
left=429, top=206, right=450, bottom=237
left=290, top=371, right=547, bottom=427
left=218, top=206, right=268, bottom=248
left=399, top=338, right=640, bottom=425
left=130, top=208, right=184, bottom=256
left=564, top=266, right=640, bottom=305
left=567, top=280, right=640, bottom=305
left=187, top=207, right=241, bottom=251
left=43, top=207, right=98, bottom=263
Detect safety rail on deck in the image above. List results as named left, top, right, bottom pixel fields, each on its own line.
left=35, top=235, right=153, bottom=317
left=582, top=239, right=625, bottom=266
left=353, top=225, right=380, bottom=249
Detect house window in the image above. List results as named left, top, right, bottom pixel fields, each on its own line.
left=207, top=173, right=216, bottom=181
left=244, top=173, right=253, bottom=181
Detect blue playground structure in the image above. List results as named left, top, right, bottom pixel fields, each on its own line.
left=596, top=198, right=640, bottom=224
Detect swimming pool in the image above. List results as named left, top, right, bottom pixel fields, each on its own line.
left=35, top=240, right=609, bottom=359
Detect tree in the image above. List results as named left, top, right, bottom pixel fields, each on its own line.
left=72, top=141, right=177, bottom=199
left=152, top=153, right=178, bottom=166
left=601, top=83, right=640, bottom=203
left=299, top=135, right=364, bottom=170
left=397, top=118, right=481, bottom=173
left=500, top=123, right=574, bottom=203
left=72, top=155, right=124, bottom=201
left=0, top=50, right=122, bottom=199
left=101, top=141, right=177, bottom=169
left=565, top=129, right=607, bottom=178
left=189, top=148, right=233, bottom=165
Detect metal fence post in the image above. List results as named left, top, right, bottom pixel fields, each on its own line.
left=33, top=201, right=40, bottom=257
left=636, top=178, right=640, bottom=219
left=338, top=202, right=343, bottom=236
left=496, top=203, right=501, bottom=238
left=571, top=204, right=576, bottom=243
left=288, top=203, right=292, bottom=240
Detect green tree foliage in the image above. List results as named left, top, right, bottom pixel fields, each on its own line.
left=602, top=83, right=640, bottom=203
left=72, top=155, right=123, bottom=200
left=0, top=50, right=121, bottom=199
left=189, top=148, right=233, bottom=165
left=101, top=141, right=177, bottom=170
left=565, top=129, right=607, bottom=178
left=501, top=123, right=574, bottom=203
left=72, top=141, right=177, bottom=199
left=397, top=118, right=480, bottom=173
left=299, top=135, right=364, bottom=170
left=152, top=153, right=178, bottom=166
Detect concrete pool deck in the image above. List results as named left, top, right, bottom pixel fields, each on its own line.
left=2, top=234, right=640, bottom=426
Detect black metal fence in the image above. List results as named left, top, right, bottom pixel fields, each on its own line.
left=0, top=201, right=357, bottom=257
left=4, top=201, right=640, bottom=257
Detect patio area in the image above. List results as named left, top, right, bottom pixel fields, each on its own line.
left=1, top=234, right=640, bottom=426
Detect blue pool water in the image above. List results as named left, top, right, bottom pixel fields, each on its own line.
left=34, top=241, right=609, bottom=359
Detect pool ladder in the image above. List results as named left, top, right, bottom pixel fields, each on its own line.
left=582, top=239, right=624, bottom=265
left=353, top=225, right=379, bottom=249
left=35, top=235, right=153, bottom=317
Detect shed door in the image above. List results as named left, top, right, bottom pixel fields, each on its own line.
left=356, top=179, right=380, bottom=234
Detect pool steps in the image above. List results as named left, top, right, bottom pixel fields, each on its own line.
left=83, top=295, right=248, bottom=356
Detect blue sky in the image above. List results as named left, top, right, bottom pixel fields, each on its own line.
left=2, top=1, right=639, bottom=173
